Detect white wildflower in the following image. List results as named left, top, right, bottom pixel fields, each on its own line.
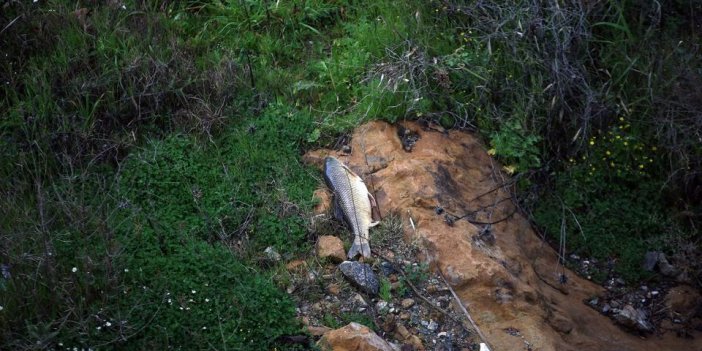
left=191, top=290, right=196, bottom=294
left=72, top=267, right=78, bottom=273
left=105, top=321, right=111, bottom=327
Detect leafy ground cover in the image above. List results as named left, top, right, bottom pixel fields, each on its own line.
left=1, top=0, right=700, bottom=348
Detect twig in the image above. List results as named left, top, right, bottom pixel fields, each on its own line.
left=438, top=271, right=496, bottom=351
left=372, top=250, right=469, bottom=332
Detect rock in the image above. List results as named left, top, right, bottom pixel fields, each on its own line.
left=339, top=261, right=380, bottom=295
left=380, top=261, right=397, bottom=276
left=317, top=322, right=399, bottom=351
left=658, top=253, right=679, bottom=277
left=381, top=314, right=396, bottom=333
left=353, top=293, right=368, bottom=306
left=401, top=298, right=415, bottom=309
left=317, top=236, right=346, bottom=263
left=613, top=305, right=653, bottom=333
left=421, top=320, right=438, bottom=332
left=399, top=312, right=411, bottom=320
left=405, top=335, right=424, bottom=350
left=313, top=188, right=332, bottom=215
left=327, top=283, right=341, bottom=295
left=286, top=259, right=307, bottom=272
left=665, top=285, right=702, bottom=322
left=264, top=246, right=281, bottom=261
left=642, top=251, right=659, bottom=271
left=395, top=324, right=411, bottom=340
left=309, top=325, right=333, bottom=336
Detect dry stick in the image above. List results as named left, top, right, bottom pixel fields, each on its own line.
left=372, top=250, right=466, bottom=329
left=437, top=271, right=496, bottom=351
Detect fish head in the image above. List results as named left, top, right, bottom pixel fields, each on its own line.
left=323, top=156, right=341, bottom=189
left=324, top=156, right=341, bottom=172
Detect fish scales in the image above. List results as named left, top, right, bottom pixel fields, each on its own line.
left=323, top=156, right=377, bottom=258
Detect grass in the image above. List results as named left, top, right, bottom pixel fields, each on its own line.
left=1, top=0, right=701, bottom=348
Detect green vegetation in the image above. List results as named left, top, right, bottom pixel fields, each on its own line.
left=1, top=0, right=700, bottom=348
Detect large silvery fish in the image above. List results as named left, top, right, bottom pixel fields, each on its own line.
left=323, top=156, right=379, bottom=259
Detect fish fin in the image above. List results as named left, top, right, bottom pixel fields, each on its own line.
left=369, top=221, right=381, bottom=228
left=348, top=241, right=372, bottom=259
left=367, top=192, right=377, bottom=208
left=332, top=196, right=345, bottom=222
left=340, top=163, right=362, bottom=180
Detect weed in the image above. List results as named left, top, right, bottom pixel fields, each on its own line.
left=379, top=277, right=392, bottom=302
left=403, top=263, right=429, bottom=287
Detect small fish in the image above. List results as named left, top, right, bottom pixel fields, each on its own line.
left=323, top=156, right=379, bottom=259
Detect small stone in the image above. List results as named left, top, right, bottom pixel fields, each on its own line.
left=613, top=304, right=653, bottom=332
left=401, top=298, right=416, bottom=309
left=381, top=314, right=396, bottom=333
left=615, top=278, right=625, bottom=285
left=264, top=246, right=281, bottom=261
left=602, top=304, right=611, bottom=314
left=353, top=293, right=368, bottom=306
left=317, top=236, right=346, bottom=263
left=327, top=283, right=341, bottom=295
left=437, top=331, right=447, bottom=338
left=286, top=259, right=307, bottom=272
left=399, top=312, right=411, bottom=320
left=396, top=324, right=411, bottom=340
left=339, top=261, right=380, bottom=295
left=380, top=261, right=396, bottom=276
left=642, top=251, right=659, bottom=271
left=308, top=271, right=318, bottom=282
left=658, top=253, right=678, bottom=277
left=588, top=298, right=599, bottom=306
left=318, top=322, right=397, bottom=351
left=425, top=320, right=438, bottom=332
left=406, top=335, right=425, bottom=350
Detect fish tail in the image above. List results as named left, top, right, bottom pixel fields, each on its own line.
left=348, top=239, right=371, bottom=259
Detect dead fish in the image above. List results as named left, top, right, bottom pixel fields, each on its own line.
left=323, top=156, right=379, bottom=259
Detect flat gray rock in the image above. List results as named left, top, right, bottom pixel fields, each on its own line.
left=339, top=261, right=379, bottom=295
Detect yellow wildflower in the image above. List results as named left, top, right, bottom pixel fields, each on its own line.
left=487, top=148, right=497, bottom=156
left=503, top=165, right=517, bottom=174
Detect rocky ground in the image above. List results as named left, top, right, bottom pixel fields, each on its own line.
left=285, top=210, right=481, bottom=350
left=565, top=253, right=702, bottom=338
